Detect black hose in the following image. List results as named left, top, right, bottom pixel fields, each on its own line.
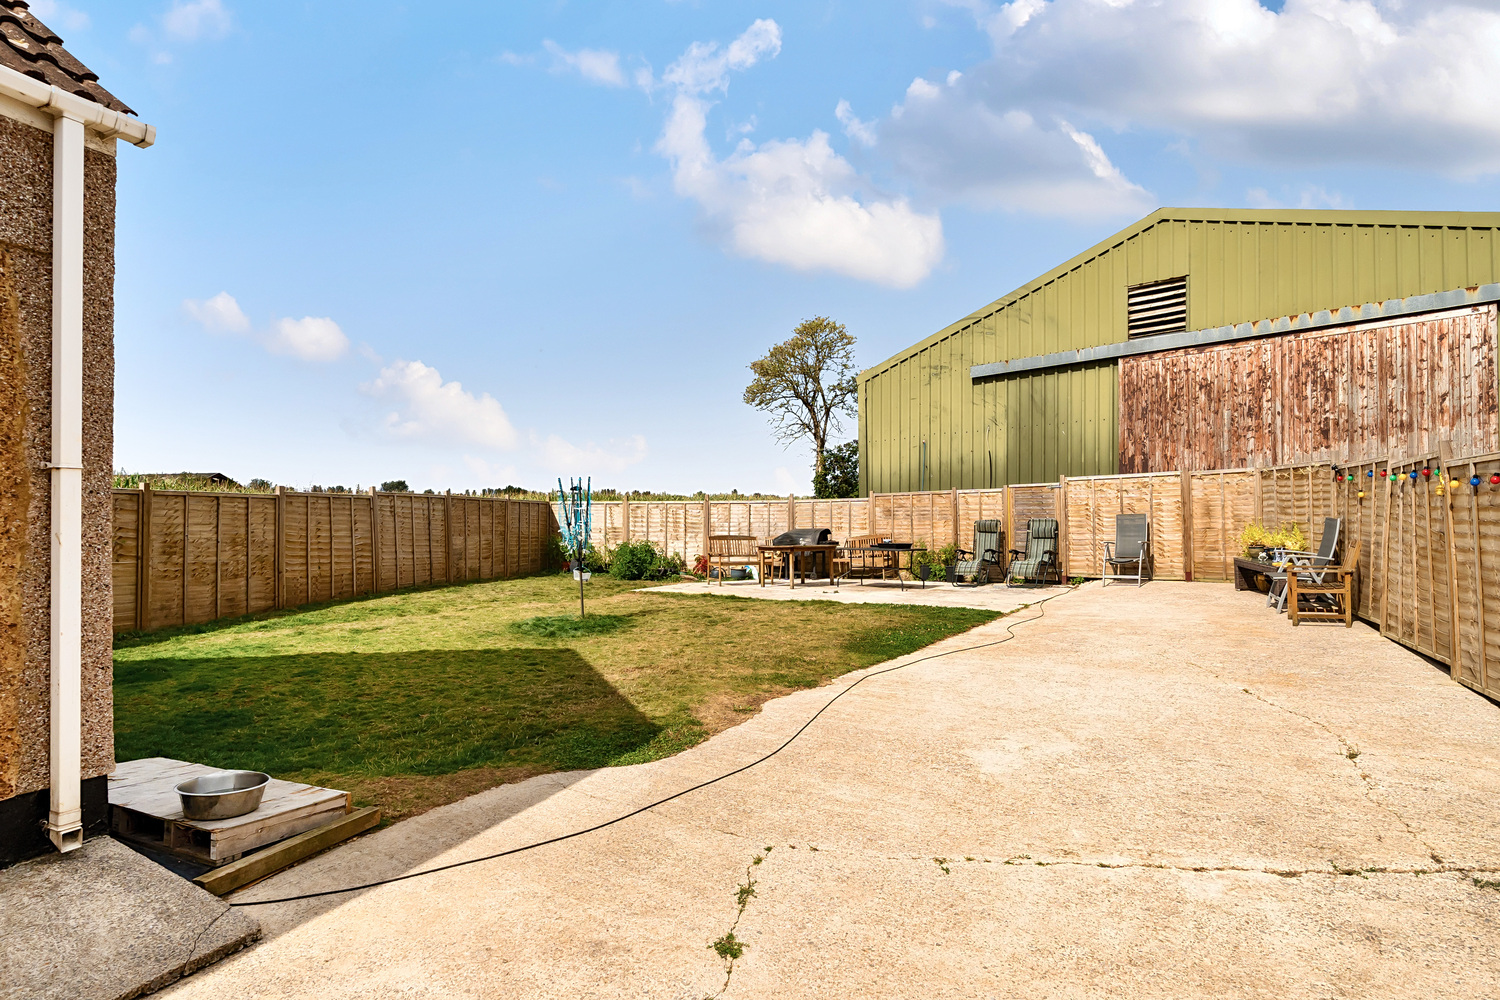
left=231, top=588, right=1073, bottom=907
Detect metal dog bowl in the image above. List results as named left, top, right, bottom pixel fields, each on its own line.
left=175, top=770, right=270, bottom=820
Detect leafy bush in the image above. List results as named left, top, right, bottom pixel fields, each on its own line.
left=610, top=541, right=660, bottom=580
left=911, top=543, right=959, bottom=579
left=1238, top=522, right=1308, bottom=557
left=609, top=541, right=687, bottom=580
left=380, top=479, right=410, bottom=493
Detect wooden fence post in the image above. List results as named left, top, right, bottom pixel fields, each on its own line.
left=702, top=496, right=710, bottom=562
left=1180, top=471, right=1194, bottom=582
left=367, top=487, right=381, bottom=595
left=274, top=486, right=286, bottom=608
left=137, top=481, right=152, bottom=631
left=951, top=487, right=960, bottom=549
left=1439, top=441, right=1462, bottom=672
left=1056, top=477, right=1068, bottom=577
left=788, top=493, right=796, bottom=530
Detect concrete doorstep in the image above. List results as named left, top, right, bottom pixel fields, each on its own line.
left=0, top=835, right=259, bottom=1000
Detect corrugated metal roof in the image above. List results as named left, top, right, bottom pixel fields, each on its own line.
left=862, top=208, right=1500, bottom=381
left=0, top=0, right=135, bottom=115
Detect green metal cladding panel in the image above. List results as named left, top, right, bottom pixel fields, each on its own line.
left=860, top=208, right=1500, bottom=494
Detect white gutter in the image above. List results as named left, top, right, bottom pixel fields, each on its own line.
left=0, top=63, right=155, bottom=148
left=0, top=64, right=155, bottom=852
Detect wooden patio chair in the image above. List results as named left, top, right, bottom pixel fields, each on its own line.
left=949, top=520, right=1003, bottom=587
left=1268, top=517, right=1341, bottom=612
left=1101, top=513, right=1151, bottom=587
left=1287, top=539, right=1361, bottom=626
left=1006, top=518, right=1060, bottom=587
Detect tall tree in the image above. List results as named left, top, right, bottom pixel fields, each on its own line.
left=743, top=317, right=858, bottom=479
left=812, top=440, right=859, bottom=499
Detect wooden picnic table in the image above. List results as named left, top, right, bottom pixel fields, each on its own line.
left=757, top=543, right=838, bottom=588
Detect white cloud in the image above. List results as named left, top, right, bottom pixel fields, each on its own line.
left=27, top=0, right=90, bottom=31
left=364, top=360, right=518, bottom=451
left=184, top=293, right=349, bottom=362
left=162, top=0, right=231, bottom=42
left=936, top=0, right=1500, bottom=177
left=462, top=455, right=518, bottom=483
left=533, top=432, right=648, bottom=475
left=662, top=18, right=781, bottom=95
left=655, top=21, right=945, bottom=288
left=878, top=68, right=1153, bottom=219
left=834, top=100, right=878, bottom=148
left=183, top=291, right=250, bottom=334
left=267, top=317, right=348, bottom=362
left=543, top=40, right=627, bottom=87
left=1246, top=184, right=1351, bottom=210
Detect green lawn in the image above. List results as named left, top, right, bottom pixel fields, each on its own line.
left=113, top=575, right=999, bottom=820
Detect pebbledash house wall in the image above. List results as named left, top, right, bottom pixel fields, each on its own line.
left=0, top=110, right=116, bottom=855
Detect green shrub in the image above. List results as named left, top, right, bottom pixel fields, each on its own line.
left=911, top=543, right=959, bottom=579
left=608, top=541, right=687, bottom=580
left=610, top=540, right=660, bottom=580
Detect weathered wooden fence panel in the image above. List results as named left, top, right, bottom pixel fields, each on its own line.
left=111, top=487, right=556, bottom=633
left=1119, top=304, right=1498, bottom=473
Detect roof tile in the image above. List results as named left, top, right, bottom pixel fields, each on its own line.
left=0, top=1, right=134, bottom=116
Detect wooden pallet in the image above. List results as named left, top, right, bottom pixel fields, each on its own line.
left=109, top=757, right=350, bottom=865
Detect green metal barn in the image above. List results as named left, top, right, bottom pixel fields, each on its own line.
left=858, top=208, right=1500, bottom=494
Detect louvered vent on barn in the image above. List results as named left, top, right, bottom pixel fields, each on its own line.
left=1126, top=276, right=1188, bottom=339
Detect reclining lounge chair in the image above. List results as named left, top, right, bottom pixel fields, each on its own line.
left=1007, top=518, right=1060, bottom=587
left=949, top=520, right=1003, bottom=587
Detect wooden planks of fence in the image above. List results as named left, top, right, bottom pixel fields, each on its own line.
left=111, top=486, right=557, bottom=633
left=1256, top=450, right=1500, bottom=703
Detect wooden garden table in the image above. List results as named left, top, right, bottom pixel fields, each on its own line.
left=756, top=544, right=837, bottom=588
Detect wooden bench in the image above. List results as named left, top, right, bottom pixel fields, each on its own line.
left=706, top=534, right=760, bottom=585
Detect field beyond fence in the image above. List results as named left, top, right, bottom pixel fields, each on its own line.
left=111, top=486, right=556, bottom=633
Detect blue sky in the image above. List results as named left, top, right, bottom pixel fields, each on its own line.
left=37, top=0, right=1500, bottom=494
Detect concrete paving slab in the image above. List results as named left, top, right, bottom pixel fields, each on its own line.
left=162, top=582, right=1500, bottom=998
left=0, top=835, right=259, bottom=1000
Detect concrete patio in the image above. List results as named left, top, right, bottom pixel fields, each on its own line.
left=163, top=581, right=1500, bottom=999
left=655, top=575, right=1071, bottom=611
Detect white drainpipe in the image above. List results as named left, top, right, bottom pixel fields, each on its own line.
left=47, top=110, right=85, bottom=852
left=0, top=64, right=153, bottom=852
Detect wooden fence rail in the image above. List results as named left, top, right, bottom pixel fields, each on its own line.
left=111, top=486, right=557, bottom=633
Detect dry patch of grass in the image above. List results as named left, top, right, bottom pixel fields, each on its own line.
left=114, top=574, right=998, bottom=821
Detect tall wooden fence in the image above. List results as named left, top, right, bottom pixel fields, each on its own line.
left=572, top=475, right=1258, bottom=584
left=1257, top=450, right=1500, bottom=703
left=111, top=486, right=557, bottom=633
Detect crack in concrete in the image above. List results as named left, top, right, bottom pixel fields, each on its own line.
left=1235, top=685, right=1446, bottom=863
left=896, top=853, right=1500, bottom=880
left=704, top=847, right=773, bottom=999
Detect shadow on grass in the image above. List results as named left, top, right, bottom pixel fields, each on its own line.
left=115, top=647, right=699, bottom=935
left=115, top=648, right=673, bottom=778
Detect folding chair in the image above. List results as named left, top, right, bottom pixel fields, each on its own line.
left=1102, top=513, right=1151, bottom=587
left=1268, top=517, right=1341, bottom=612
